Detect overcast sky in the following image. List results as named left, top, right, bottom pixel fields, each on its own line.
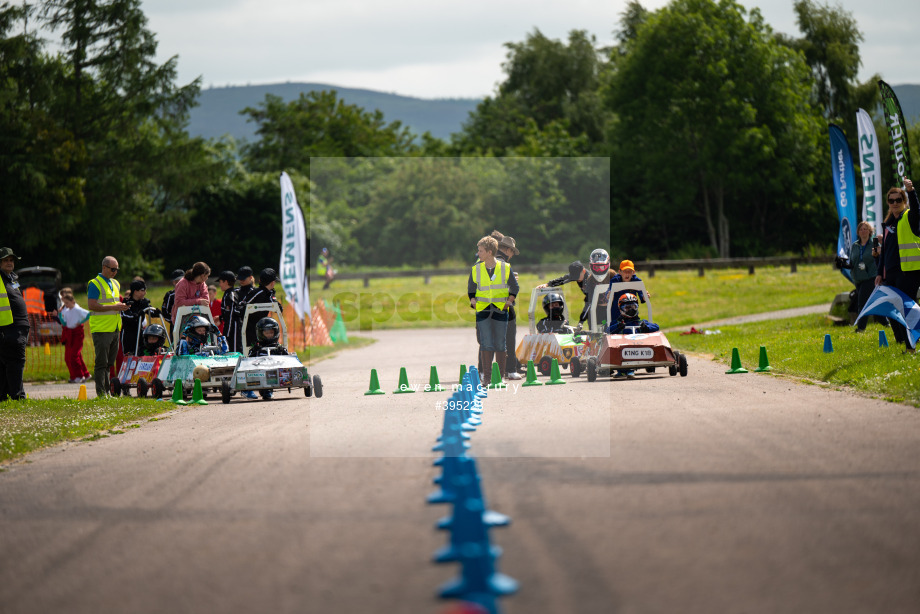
left=141, top=0, right=918, bottom=99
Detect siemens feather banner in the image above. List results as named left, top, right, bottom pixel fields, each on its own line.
left=829, top=124, right=857, bottom=283
left=879, top=80, right=913, bottom=187
left=857, top=109, right=882, bottom=236
left=280, top=171, right=310, bottom=321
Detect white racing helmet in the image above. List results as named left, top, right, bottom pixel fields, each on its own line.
left=589, top=249, right=610, bottom=282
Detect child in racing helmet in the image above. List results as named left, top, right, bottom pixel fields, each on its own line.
left=580, top=248, right=614, bottom=326
left=536, top=292, right=575, bottom=334
left=177, top=315, right=229, bottom=356
left=140, top=324, right=169, bottom=356
left=248, top=317, right=289, bottom=357
left=607, top=293, right=659, bottom=334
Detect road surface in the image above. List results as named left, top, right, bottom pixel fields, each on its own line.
left=2, top=327, right=919, bottom=613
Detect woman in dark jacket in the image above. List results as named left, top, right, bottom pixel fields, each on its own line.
left=876, top=179, right=920, bottom=347
left=849, top=221, right=878, bottom=332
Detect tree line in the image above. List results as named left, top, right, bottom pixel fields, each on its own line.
left=2, top=0, right=918, bottom=282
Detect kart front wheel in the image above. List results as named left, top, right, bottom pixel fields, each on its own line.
left=313, top=375, right=323, bottom=398
left=587, top=357, right=597, bottom=382
left=137, top=378, right=149, bottom=398
left=570, top=360, right=581, bottom=378
left=151, top=378, right=165, bottom=399
left=538, top=356, right=553, bottom=377
left=221, top=381, right=231, bottom=404
left=679, top=353, right=688, bottom=377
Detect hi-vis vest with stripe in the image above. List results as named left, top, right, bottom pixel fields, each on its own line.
left=472, top=260, right=510, bottom=311
left=0, top=276, right=12, bottom=326
left=897, top=213, right=920, bottom=271
left=88, top=275, right=121, bottom=332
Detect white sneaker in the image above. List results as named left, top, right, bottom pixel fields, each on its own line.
left=506, top=372, right=522, bottom=380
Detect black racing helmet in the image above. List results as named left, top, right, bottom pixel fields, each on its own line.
left=542, top=292, right=566, bottom=320
left=184, top=315, right=211, bottom=345
left=143, top=324, right=168, bottom=353
left=256, top=317, right=280, bottom=345
left=618, top=293, right=640, bottom=319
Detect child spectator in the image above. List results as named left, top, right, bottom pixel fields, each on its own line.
left=56, top=290, right=91, bottom=383
left=228, top=266, right=255, bottom=354
left=216, top=270, right=237, bottom=335
left=161, top=268, right=185, bottom=332
left=120, top=279, right=150, bottom=357
left=609, top=260, right=648, bottom=307
left=208, top=283, right=221, bottom=325
left=171, top=262, right=211, bottom=328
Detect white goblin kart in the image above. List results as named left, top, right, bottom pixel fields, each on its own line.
left=144, top=305, right=243, bottom=400
left=221, top=302, right=323, bottom=403
left=515, top=286, right=588, bottom=377
left=583, top=280, right=688, bottom=381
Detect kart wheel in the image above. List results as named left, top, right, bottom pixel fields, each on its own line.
left=151, top=378, right=165, bottom=399
left=136, top=378, right=149, bottom=398
left=221, top=381, right=231, bottom=404
left=313, top=375, right=323, bottom=398
left=111, top=379, right=122, bottom=397
left=587, top=357, right=597, bottom=382
left=679, top=353, right=688, bottom=377
left=570, top=360, right=581, bottom=378
left=645, top=367, right=655, bottom=373
left=669, top=364, right=677, bottom=376
left=122, top=383, right=131, bottom=397
left=304, top=384, right=312, bottom=398
left=538, top=356, right=553, bottom=376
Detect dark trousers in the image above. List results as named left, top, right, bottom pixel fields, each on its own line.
left=887, top=271, right=920, bottom=345
left=854, top=280, right=875, bottom=330
left=505, top=313, right=520, bottom=372
left=0, top=325, right=28, bottom=401
left=92, top=331, right=119, bottom=398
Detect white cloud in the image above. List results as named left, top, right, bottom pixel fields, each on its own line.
left=142, top=0, right=920, bottom=98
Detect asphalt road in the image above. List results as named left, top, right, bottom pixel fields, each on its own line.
left=2, top=327, right=919, bottom=614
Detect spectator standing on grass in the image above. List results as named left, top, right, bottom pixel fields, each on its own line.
left=469, top=236, right=518, bottom=387
left=217, top=270, right=237, bottom=335
left=228, top=266, right=255, bottom=354
left=87, top=256, right=129, bottom=397
left=170, top=262, right=211, bottom=328
left=160, top=268, right=184, bottom=333
left=876, top=178, right=920, bottom=350
left=0, top=247, right=30, bottom=401
left=496, top=235, right=523, bottom=379
left=850, top=221, right=878, bottom=333
left=55, top=290, right=91, bottom=383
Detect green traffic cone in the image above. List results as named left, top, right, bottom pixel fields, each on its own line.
left=394, top=367, right=415, bottom=393
left=459, top=364, right=467, bottom=386
left=522, top=359, right=543, bottom=387
left=725, top=348, right=748, bottom=374
left=171, top=378, right=188, bottom=405
left=364, top=369, right=385, bottom=395
left=424, top=365, right=444, bottom=392
left=190, top=378, right=208, bottom=405
left=488, top=361, right=506, bottom=389
left=546, top=358, right=566, bottom=385
left=753, top=345, right=772, bottom=372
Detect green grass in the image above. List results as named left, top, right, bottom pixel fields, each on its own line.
left=671, top=315, right=920, bottom=407
left=308, top=264, right=849, bottom=331
left=0, top=397, right=169, bottom=463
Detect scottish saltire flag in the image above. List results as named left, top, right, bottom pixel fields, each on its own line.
left=856, top=285, right=920, bottom=348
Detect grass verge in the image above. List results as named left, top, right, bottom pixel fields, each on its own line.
left=0, top=397, right=168, bottom=464
left=672, top=315, right=920, bottom=407
left=296, top=335, right=376, bottom=364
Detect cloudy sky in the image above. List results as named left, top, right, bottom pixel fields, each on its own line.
left=142, top=0, right=918, bottom=99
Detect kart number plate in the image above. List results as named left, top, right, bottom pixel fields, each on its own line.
left=622, top=348, right=654, bottom=360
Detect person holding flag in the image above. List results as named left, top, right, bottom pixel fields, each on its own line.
left=875, top=177, right=920, bottom=349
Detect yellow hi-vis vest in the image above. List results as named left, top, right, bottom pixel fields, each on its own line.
left=88, top=274, right=122, bottom=332
left=897, top=213, right=920, bottom=272
left=0, top=276, right=12, bottom=326
left=316, top=254, right=328, bottom=276
left=472, top=260, right=510, bottom=311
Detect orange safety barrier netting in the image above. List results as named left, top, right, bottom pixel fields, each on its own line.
left=282, top=300, right=335, bottom=351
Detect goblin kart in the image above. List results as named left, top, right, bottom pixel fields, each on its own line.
left=220, top=303, right=322, bottom=403
left=515, top=286, right=588, bottom=377
left=583, top=281, right=688, bottom=381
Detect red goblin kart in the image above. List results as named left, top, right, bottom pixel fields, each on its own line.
left=583, top=281, right=688, bottom=381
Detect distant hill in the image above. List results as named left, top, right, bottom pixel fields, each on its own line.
left=186, top=82, right=920, bottom=146
left=187, top=83, right=482, bottom=143
left=891, top=84, right=920, bottom=121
